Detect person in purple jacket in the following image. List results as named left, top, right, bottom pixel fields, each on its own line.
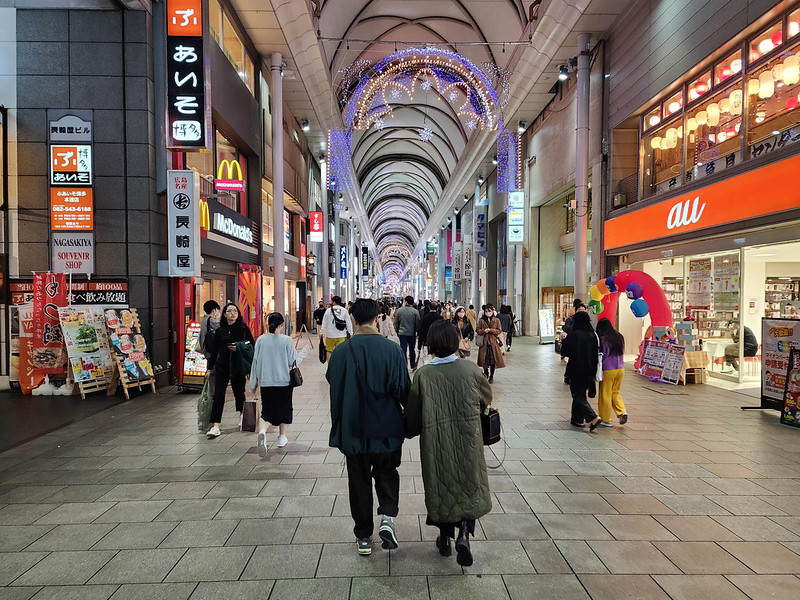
left=596, top=318, right=628, bottom=427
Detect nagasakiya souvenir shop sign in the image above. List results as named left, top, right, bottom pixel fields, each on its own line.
left=605, top=153, right=800, bottom=250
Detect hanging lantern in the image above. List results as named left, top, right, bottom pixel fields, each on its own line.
left=688, top=88, right=699, bottom=101
left=696, top=81, right=710, bottom=94
left=660, top=137, right=669, bottom=151
left=787, top=97, right=798, bottom=110
left=648, top=115, right=661, bottom=127
left=677, top=125, right=683, bottom=138
left=668, top=101, right=681, bottom=114
left=696, top=110, right=708, bottom=125
left=772, top=30, right=783, bottom=47
left=708, top=133, right=716, bottom=144
left=666, top=128, right=678, bottom=147
left=735, top=122, right=741, bottom=133
left=747, top=78, right=760, bottom=96
left=759, top=70, right=775, bottom=98
left=783, top=55, right=800, bottom=85
left=687, top=117, right=699, bottom=132
left=726, top=127, right=737, bottom=137
left=717, top=131, right=727, bottom=142
left=772, top=62, right=785, bottom=82
left=731, top=58, right=743, bottom=73
left=790, top=22, right=800, bottom=37
left=719, top=98, right=730, bottom=113
left=650, top=136, right=662, bottom=150
left=707, top=103, right=721, bottom=126
left=730, top=89, right=743, bottom=115
left=759, top=38, right=774, bottom=54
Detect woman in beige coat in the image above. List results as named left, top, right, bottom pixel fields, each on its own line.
left=476, top=304, right=505, bottom=383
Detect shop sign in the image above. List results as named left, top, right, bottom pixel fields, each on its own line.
left=50, top=188, right=94, bottom=230
left=508, top=190, right=524, bottom=208
left=167, top=169, right=201, bottom=277
left=166, top=0, right=209, bottom=149
left=213, top=211, right=254, bottom=244
left=762, top=319, right=800, bottom=409
left=309, top=211, right=323, bottom=242
left=463, top=234, right=473, bottom=278
left=780, top=349, right=800, bottom=428
left=300, top=244, right=307, bottom=278
left=452, top=242, right=462, bottom=280
left=361, top=246, right=369, bottom=276
left=605, top=153, right=800, bottom=250
left=426, top=241, right=435, bottom=256
left=508, top=208, right=524, bottom=244
left=340, top=244, right=347, bottom=278
left=475, top=208, right=487, bottom=255
left=11, top=281, right=127, bottom=306
left=48, top=113, right=92, bottom=143
left=51, top=232, right=94, bottom=275
left=538, top=308, right=555, bottom=341
left=33, top=272, right=68, bottom=375
left=214, top=159, right=245, bottom=192
left=50, top=145, right=92, bottom=186
left=445, top=266, right=452, bottom=293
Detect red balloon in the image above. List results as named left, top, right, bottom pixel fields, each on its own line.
left=596, top=270, right=674, bottom=329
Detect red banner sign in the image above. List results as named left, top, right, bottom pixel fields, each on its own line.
left=309, top=211, right=323, bottom=242
left=33, top=273, right=68, bottom=374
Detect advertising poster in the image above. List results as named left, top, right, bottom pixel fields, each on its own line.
left=538, top=308, right=555, bottom=343
left=780, top=349, right=800, bottom=427
left=452, top=242, right=462, bottom=280
left=762, top=318, right=800, bottom=409
left=638, top=340, right=670, bottom=378
left=687, top=258, right=712, bottom=308
left=105, top=308, right=154, bottom=381
left=182, top=320, right=207, bottom=380
left=59, top=307, right=112, bottom=382
left=33, top=272, right=68, bottom=374
left=237, top=265, right=262, bottom=338
left=660, top=344, right=686, bottom=385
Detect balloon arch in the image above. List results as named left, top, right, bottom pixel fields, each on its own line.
left=589, top=270, right=674, bottom=332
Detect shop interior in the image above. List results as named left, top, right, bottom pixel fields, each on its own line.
left=618, top=240, right=800, bottom=385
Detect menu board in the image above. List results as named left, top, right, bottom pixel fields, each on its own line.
left=105, top=308, right=154, bottom=381
left=762, top=318, right=800, bottom=410
left=538, top=308, right=555, bottom=342
left=687, top=258, right=712, bottom=309
left=183, top=320, right=207, bottom=377
left=59, top=307, right=113, bottom=382
left=780, top=349, right=800, bottom=428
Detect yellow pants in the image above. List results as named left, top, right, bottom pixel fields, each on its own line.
left=598, top=368, right=626, bottom=423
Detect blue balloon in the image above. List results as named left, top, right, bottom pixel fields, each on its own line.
left=625, top=281, right=643, bottom=300
left=631, top=298, right=649, bottom=318
left=605, top=275, right=617, bottom=293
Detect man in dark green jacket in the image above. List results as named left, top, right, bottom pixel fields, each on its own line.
left=327, top=298, right=411, bottom=557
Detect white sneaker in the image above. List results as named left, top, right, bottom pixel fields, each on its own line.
left=206, top=426, right=221, bottom=438
left=238, top=413, right=243, bottom=430
left=257, top=431, right=268, bottom=457
left=277, top=434, right=288, bottom=448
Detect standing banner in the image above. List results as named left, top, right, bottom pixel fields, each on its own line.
left=452, top=242, right=462, bottom=280
left=762, top=318, right=800, bottom=410
left=780, top=349, right=800, bottom=427
left=637, top=339, right=685, bottom=385
left=475, top=208, right=487, bottom=255
left=339, top=245, right=348, bottom=279
left=18, top=304, right=43, bottom=394
left=167, top=170, right=201, bottom=277
left=105, top=308, right=155, bottom=381
left=33, top=273, right=68, bottom=375
left=660, top=345, right=686, bottom=385
left=59, top=307, right=113, bottom=382
left=538, top=308, right=555, bottom=343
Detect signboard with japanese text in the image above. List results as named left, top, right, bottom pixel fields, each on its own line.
left=105, top=308, right=155, bottom=381
left=361, top=246, right=369, bottom=277
left=50, top=188, right=93, bottom=230
left=452, top=242, right=462, bottom=280
left=762, top=318, right=800, bottom=409
left=48, top=112, right=92, bottom=143
left=463, top=235, right=473, bottom=278
left=475, top=208, right=487, bottom=255
left=167, top=170, right=201, bottom=277
left=309, top=211, right=323, bottom=242
left=508, top=191, right=524, bottom=209
left=687, top=258, right=712, bottom=309
left=33, top=273, right=69, bottom=375
left=339, top=245, right=348, bottom=279
left=780, top=349, right=800, bottom=427
left=166, top=0, right=210, bottom=149
left=11, top=281, right=127, bottom=307
left=660, top=344, right=686, bottom=385
left=508, top=208, right=524, bottom=244
left=59, top=306, right=113, bottom=383
left=538, top=308, right=555, bottom=342
left=51, top=232, right=94, bottom=275
left=50, top=145, right=92, bottom=186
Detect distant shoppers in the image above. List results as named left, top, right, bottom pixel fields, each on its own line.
left=466, top=305, right=477, bottom=330
left=321, top=296, right=353, bottom=360
left=206, top=303, right=255, bottom=438
left=453, top=307, right=474, bottom=358
left=497, top=305, right=513, bottom=352
left=560, top=311, right=601, bottom=431
left=405, top=320, right=492, bottom=567
left=418, top=302, right=443, bottom=365
left=724, top=325, right=758, bottom=373
left=394, top=296, right=421, bottom=369
left=249, top=312, right=308, bottom=455
left=476, top=304, right=505, bottom=383
left=313, top=301, right=326, bottom=333
left=197, top=300, right=221, bottom=359
left=596, top=318, right=628, bottom=427
left=327, top=299, right=411, bottom=556
left=379, top=305, right=395, bottom=338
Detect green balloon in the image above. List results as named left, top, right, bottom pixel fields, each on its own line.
left=588, top=299, right=601, bottom=314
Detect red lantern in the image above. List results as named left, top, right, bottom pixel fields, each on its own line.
left=772, top=30, right=783, bottom=47
left=787, top=97, right=798, bottom=110
left=696, top=81, right=710, bottom=94
left=721, top=66, right=733, bottom=79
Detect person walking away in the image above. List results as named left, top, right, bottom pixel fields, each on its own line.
left=506, top=306, right=516, bottom=351
left=453, top=307, right=474, bottom=358
left=327, top=299, right=411, bottom=556
left=418, top=302, right=443, bottom=366
left=313, top=301, right=326, bottom=335
left=562, top=300, right=587, bottom=384
left=560, top=311, right=601, bottom=431
left=496, top=306, right=513, bottom=353
left=394, top=295, right=421, bottom=369
left=379, top=305, right=394, bottom=338
left=249, top=312, right=309, bottom=455
left=321, top=296, right=353, bottom=361
left=466, top=305, right=477, bottom=331
left=476, top=304, right=505, bottom=383
left=206, top=303, right=255, bottom=438
left=596, top=318, right=628, bottom=427
left=405, top=320, right=492, bottom=566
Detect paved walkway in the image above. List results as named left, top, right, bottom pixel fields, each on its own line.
left=0, top=336, right=799, bottom=600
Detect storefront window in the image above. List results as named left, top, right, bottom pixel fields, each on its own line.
left=684, top=85, right=742, bottom=185
left=715, top=50, right=743, bottom=86
left=687, top=71, right=712, bottom=104
left=185, top=149, right=214, bottom=197
left=208, top=0, right=255, bottom=95
left=209, top=0, right=222, bottom=47
left=790, top=8, right=800, bottom=40
left=749, top=22, right=783, bottom=64
left=644, top=106, right=661, bottom=130
left=642, top=116, right=683, bottom=198
left=746, top=43, right=800, bottom=159
left=663, top=90, right=683, bottom=119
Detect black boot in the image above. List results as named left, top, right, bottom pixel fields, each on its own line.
left=436, top=535, right=452, bottom=557
left=455, top=520, right=473, bottom=566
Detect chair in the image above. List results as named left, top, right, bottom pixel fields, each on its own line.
left=743, top=345, right=762, bottom=377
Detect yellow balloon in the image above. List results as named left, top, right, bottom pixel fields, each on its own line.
left=590, top=285, right=603, bottom=302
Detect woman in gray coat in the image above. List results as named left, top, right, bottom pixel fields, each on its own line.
left=405, top=320, right=492, bottom=567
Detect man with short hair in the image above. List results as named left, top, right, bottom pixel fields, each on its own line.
left=394, top=295, right=421, bottom=369
left=313, top=301, right=326, bottom=333
left=327, top=298, right=411, bottom=557
left=321, top=296, right=353, bottom=360
left=466, top=304, right=477, bottom=330
left=198, top=300, right=221, bottom=359
left=418, top=302, right=443, bottom=364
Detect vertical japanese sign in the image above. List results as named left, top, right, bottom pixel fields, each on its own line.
left=475, top=208, right=487, bottom=255
left=309, top=211, right=323, bottom=242
left=33, top=273, right=68, bottom=375
left=166, top=0, right=210, bottom=149
left=463, top=234, right=473, bottom=278
left=452, top=242, right=462, bottom=280
left=508, top=208, right=525, bottom=244
left=340, top=245, right=348, bottom=279
left=167, top=170, right=201, bottom=277
left=361, top=246, right=369, bottom=277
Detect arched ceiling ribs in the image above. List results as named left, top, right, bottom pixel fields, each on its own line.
left=373, top=217, right=422, bottom=241
left=367, top=195, right=430, bottom=220
left=369, top=205, right=427, bottom=234
left=357, top=154, right=448, bottom=189
left=362, top=171, right=442, bottom=207
left=363, top=179, right=440, bottom=216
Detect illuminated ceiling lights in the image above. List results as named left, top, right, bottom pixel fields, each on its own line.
left=301, top=119, right=310, bottom=131
left=558, top=65, right=569, bottom=81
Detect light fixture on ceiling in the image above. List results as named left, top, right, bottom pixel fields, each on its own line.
left=492, top=155, right=498, bottom=165
left=463, top=194, right=469, bottom=202
left=558, top=65, right=569, bottom=81
left=301, top=119, right=310, bottom=131
left=517, top=121, right=526, bottom=133
left=454, top=207, right=459, bottom=214
left=478, top=175, right=484, bottom=185
left=345, top=206, right=349, bottom=212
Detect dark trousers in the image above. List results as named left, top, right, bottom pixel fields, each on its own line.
left=507, top=327, right=513, bottom=347
left=210, top=367, right=246, bottom=424
left=398, top=335, right=417, bottom=368
left=570, top=381, right=597, bottom=424
left=427, top=517, right=475, bottom=539
left=345, top=449, right=402, bottom=538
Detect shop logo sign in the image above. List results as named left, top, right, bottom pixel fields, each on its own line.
left=213, top=212, right=254, bottom=244
left=215, top=160, right=246, bottom=192
left=667, top=196, right=706, bottom=230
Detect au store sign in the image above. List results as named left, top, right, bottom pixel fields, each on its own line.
left=605, top=153, right=800, bottom=250
left=51, top=232, right=94, bottom=275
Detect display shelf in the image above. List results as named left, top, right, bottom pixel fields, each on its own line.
left=663, top=277, right=685, bottom=323
left=693, top=309, right=737, bottom=340
left=765, top=277, right=800, bottom=318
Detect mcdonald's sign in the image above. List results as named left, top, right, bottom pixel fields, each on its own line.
left=215, top=159, right=246, bottom=192
left=199, top=198, right=210, bottom=233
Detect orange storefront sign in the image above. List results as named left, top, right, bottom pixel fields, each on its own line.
left=50, top=188, right=93, bottom=230
left=605, top=153, right=800, bottom=250
left=167, top=0, right=203, bottom=37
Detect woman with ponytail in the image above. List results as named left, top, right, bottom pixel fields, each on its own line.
left=249, top=312, right=308, bottom=456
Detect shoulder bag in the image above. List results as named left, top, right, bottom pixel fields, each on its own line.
left=594, top=333, right=604, bottom=382
left=289, top=360, right=303, bottom=387
left=481, top=406, right=501, bottom=445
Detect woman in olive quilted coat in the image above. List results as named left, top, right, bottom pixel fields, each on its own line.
left=405, top=320, right=493, bottom=567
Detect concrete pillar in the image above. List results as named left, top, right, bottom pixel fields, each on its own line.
left=320, top=160, right=330, bottom=304
left=271, top=53, right=285, bottom=315
left=574, top=33, right=591, bottom=303
left=470, top=181, right=480, bottom=307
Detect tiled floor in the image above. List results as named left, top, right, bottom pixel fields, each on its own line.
left=1, top=336, right=799, bottom=599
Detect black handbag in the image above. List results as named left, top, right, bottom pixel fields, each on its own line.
left=289, top=361, right=303, bottom=387
left=318, top=342, right=327, bottom=364
left=481, top=407, right=501, bottom=445
left=347, top=342, right=404, bottom=440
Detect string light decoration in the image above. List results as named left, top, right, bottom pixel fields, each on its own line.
left=373, top=117, right=386, bottom=130
left=496, top=126, right=522, bottom=193
left=327, top=129, right=354, bottom=195
left=419, top=126, right=434, bottom=142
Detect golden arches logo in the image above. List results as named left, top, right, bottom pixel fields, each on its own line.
left=199, top=198, right=210, bottom=231
left=215, top=159, right=246, bottom=192
left=217, top=159, right=243, bottom=181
